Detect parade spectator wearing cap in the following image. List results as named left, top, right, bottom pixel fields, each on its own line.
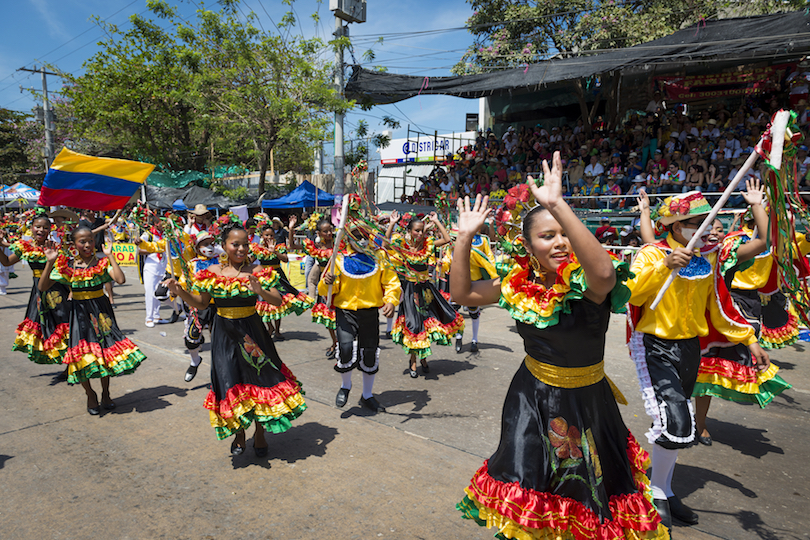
left=595, top=217, right=618, bottom=243
left=701, top=119, right=720, bottom=139
left=664, top=163, right=686, bottom=193
left=581, top=173, right=601, bottom=208
left=625, top=174, right=647, bottom=199
left=582, top=154, right=605, bottom=186
left=647, top=148, right=667, bottom=174
left=600, top=175, right=622, bottom=209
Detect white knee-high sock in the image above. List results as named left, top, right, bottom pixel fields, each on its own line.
left=386, top=317, right=394, bottom=332
left=362, top=372, right=375, bottom=399
left=341, top=371, right=353, bottom=390
left=189, top=350, right=202, bottom=367
left=650, top=445, right=679, bottom=500
left=471, top=318, right=480, bottom=342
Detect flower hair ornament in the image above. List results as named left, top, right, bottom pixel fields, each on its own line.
left=493, top=179, right=544, bottom=263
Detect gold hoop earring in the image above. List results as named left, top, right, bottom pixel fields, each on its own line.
left=530, top=254, right=547, bottom=281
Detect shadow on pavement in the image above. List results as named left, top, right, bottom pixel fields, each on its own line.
left=472, top=342, right=514, bottom=353
left=228, top=422, right=339, bottom=467
left=672, top=463, right=758, bottom=500
left=108, top=384, right=190, bottom=414
left=706, top=418, right=785, bottom=458
left=736, top=509, right=804, bottom=540
left=772, top=360, right=797, bottom=371
left=0, top=454, right=12, bottom=469
left=279, top=330, right=326, bottom=343
left=402, top=359, right=477, bottom=380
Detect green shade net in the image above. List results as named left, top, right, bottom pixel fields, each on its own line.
left=146, top=166, right=249, bottom=188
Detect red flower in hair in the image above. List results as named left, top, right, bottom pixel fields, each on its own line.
left=508, top=183, right=530, bottom=202
left=495, top=207, right=511, bottom=224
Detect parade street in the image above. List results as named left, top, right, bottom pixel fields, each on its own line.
left=0, top=264, right=807, bottom=540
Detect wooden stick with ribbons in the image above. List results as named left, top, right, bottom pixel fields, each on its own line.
left=325, top=195, right=349, bottom=307
left=649, top=110, right=790, bottom=310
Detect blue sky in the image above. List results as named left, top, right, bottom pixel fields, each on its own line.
left=0, top=0, right=480, bottom=170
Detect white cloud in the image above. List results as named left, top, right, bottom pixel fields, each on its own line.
left=30, top=0, right=72, bottom=40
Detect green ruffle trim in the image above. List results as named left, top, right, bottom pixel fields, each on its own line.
left=11, top=343, right=64, bottom=365
left=260, top=297, right=313, bottom=321
left=50, top=269, right=112, bottom=289
left=692, top=375, right=792, bottom=408
left=67, top=350, right=146, bottom=384
left=10, top=241, right=47, bottom=263
left=312, top=312, right=336, bottom=330
left=500, top=259, right=633, bottom=330
left=213, top=402, right=307, bottom=440
left=458, top=495, right=488, bottom=528
left=391, top=328, right=454, bottom=360
left=720, top=235, right=754, bottom=277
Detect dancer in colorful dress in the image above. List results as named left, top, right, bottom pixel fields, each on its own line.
left=251, top=217, right=314, bottom=340
left=288, top=214, right=338, bottom=358
left=1, top=210, right=70, bottom=365
left=453, top=152, right=668, bottom=540
left=626, top=190, right=768, bottom=532
left=39, top=226, right=146, bottom=415
left=167, top=224, right=306, bottom=456
left=385, top=211, right=462, bottom=376
left=320, top=232, right=401, bottom=413
left=694, top=183, right=791, bottom=445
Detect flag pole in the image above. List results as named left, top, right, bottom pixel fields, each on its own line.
left=325, top=195, right=349, bottom=307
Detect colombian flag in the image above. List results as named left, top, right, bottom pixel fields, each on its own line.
left=39, top=148, right=155, bottom=211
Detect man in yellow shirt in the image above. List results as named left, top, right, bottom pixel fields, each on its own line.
left=321, top=237, right=401, bottom=414
left=627, top=191, right=769, bottom=533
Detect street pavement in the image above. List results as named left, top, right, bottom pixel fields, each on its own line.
left=0, top=263, right=807, bottom=539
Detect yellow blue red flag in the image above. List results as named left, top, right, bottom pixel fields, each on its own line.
left=39, top=148, right=154, bottom=211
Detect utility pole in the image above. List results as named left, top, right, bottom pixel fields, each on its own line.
left=329, top=0, right=366, bottom=198
left=18, top=65, right=58, bottom=167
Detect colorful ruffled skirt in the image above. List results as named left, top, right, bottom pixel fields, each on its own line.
left=12, top=277, right=70, bottom=364
left=63, top=289, right=146, bottom=384
left=206, top=298, right=306, bottom=440
left=760, top=292, right=800, bottom=349
left=696, top=289, right=791, bottom=406
left=392, top=278, right=463, bottom=359
left=256, top=265, right=314, bottom=321
left=458, top=361, right=668, bottom=540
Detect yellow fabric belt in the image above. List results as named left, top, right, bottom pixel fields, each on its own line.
left=73, top=289, right=105, bottom=300
left=32, top=270, right=42, bottom=278
left=217, top=306, right=256, bottom=319
left=524, top=355, right=627, bottom=405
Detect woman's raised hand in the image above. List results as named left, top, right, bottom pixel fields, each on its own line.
left=44, top=243, right=59, bottom=263
left=456, top=195, right=490, bottom=238
left=390, top=210, right=400, bottom=223
left=741, top=177, right=765, bottom=206
left=289, top=215, right=298, bottom=227
left=247, top=274, right=263, bottom=295
left=637, top=189, right=650, bottom=213
left=528, top=151, right=564, bottom=210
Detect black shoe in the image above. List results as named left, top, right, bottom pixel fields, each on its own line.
left=668, top=495, right=699, bottom=525
left=384, top=331, right=392, bottom=339
left=470, top=341, right=479, bottom=353
left=326, top=346, right=336, bottom=359
left=335, top=387, right=351, bottom=408
left=55, top=369, right=68, bottom=382
left=360, top=395, right=385, bottom=413
left=275, top=333, right=285, bottom=341
left=169, top=311, right=180, bottom=324
left=455, top=336, right=463, bottom=353
left=254, top=444, right=268, bottom=457
left=698, top=434, right=712, bottom=446
left=421, top=362, right=430, bottom=374
left=653, top=498, right=672, bottom=533
left=87, top=406, right=100, bottom=416
left=230, top=440, right=245, bottom=456
left=185, top=365, right=198, bottom=383
left=101, top=399, right=116, bottom=410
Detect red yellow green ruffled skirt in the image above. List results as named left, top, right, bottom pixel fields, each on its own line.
left=459, top=435, right=669, bottom=540
left=693, top=355, right=791, bottom=407
left=13, top=318, right=69, bottom=365
left=64, top=338, right=146, bottom=384
left=312, top=299, right=336, bottom=330
left=257, top=292, right=315, bottom=321
left=392, top=279, right=464, bottom=360
left=205, top=359, right=307, bottom=440
left=760, top=312, right=800, bottom=349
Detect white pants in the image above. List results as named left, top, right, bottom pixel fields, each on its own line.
left=143, top=269, right=165, bottom=321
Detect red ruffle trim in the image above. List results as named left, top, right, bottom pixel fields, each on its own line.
left=55, top=254, right=108, bottom=279
left=203, top=365, right=302, bottom=419
left=466, top=435, right=660, bottom=540
left=303, top=238, right=333, bottom=263
left=312, top=302, right=335, bottom=321
left=698, top=356, right=757, bottom=384
left=195, top=266, right=276, bottom=284
left=44, top=322, right=70, bottom=349
left=64, top=338, right=140, bottom=365
left=761, top=313, right=799, bottom=344
left=16, top=317, right=43, bottom=340
left=12, top=240, right=46, bottom=262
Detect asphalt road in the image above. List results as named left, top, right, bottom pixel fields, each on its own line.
left=0, top=263, right=807, bottom=539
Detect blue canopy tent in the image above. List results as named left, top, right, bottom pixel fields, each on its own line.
left=262, top=180, right=335, bottom=209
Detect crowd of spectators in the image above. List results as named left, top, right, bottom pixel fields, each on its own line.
left=404, top=78, right=810, bottom=210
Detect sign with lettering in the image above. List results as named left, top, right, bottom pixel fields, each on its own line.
left=111, top=243, right=137, bottom=266
left=380, top=131, right=477, bottom=164
left=656, top=64, right=796, bottom=101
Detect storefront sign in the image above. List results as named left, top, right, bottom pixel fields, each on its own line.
left=380, top=131, right=477, bottom=164
left=111, top=243, right=137, bottom=266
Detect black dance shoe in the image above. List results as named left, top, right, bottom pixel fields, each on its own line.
left=698, top=434, right=713, bottom=446
left=360, top=395, right=385, bottom=413
left=668, top=495, right=699, bottom=525
left=254, top=444, right=268, bottom=457
left=408, top=368, right=418, bottom=378
left=230, top=440, right=245, bottom=456
left=420, top=362, right=430, bottom=374
left=455, top=336, right=463, bottom=353
left=87, top=406, right=101, bottom=416
left=168, top=311, right=180, bottom=324
left=470, top=341, right=479, bottom=353
left=384, top=331, right=392, bottom=339
left=335, top=387, right=351, bottom=408
left=184, top=365, right=198, bottom=383
left=653, top=498, right=672, bottom=533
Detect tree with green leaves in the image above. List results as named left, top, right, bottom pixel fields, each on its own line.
left=0, top=109, right=32, bottom=183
